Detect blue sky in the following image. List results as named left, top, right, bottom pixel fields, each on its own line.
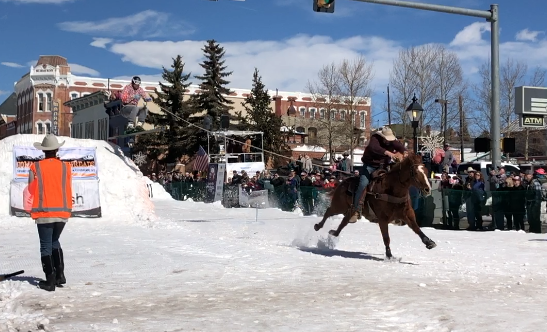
left=0, top=0, right=545, bottom=125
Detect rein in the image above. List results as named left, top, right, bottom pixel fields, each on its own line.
left=367, top=161, right=422, bottom=204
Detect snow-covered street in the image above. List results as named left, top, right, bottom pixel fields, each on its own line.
left=2, top=197, right=547, bottom=332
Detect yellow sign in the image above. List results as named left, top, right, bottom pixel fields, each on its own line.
left=521, top=115, right=545, bottom=127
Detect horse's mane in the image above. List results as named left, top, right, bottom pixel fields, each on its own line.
left=387, top=153, right=420, bottom=174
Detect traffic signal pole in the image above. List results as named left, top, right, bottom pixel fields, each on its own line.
left=343, top=0, right=501, bottom=169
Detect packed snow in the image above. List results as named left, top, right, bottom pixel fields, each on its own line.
left=1, top=135, right=547, bottom=331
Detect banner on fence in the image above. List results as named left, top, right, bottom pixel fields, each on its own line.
left=10, top=180, right=102, bottom=218
left=238, top=186, right=269, bottom=208
left=13, top=146, right=98, bottom=182
left=226, top=162, right=265, bottom=176
left=205, top=163, right=226, bottom=202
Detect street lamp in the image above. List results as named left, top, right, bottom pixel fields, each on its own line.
left=406, top=94, right=423, bottom=153
left=127, top=138, right=135, bottom=159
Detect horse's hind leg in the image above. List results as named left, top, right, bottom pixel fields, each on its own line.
left=378, top=220, right=393, bottom=259
left=328, top=215, right=350, bottom=237
left=404, top=209, right=437, bottom=250
left=314, top=206, right=335, bottom=231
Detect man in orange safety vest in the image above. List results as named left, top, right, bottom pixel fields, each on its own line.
left=29, top=134, right=73, bottom=291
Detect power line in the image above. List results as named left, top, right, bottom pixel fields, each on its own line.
left=154, top=105, right=355, bottom=175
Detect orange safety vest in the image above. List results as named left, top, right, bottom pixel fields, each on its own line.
left=29, top=159, right=73, bottom=219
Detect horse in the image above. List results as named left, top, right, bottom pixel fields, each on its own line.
left=313, top=152, right=436, bottom=260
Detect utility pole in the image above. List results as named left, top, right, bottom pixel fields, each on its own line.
left=348, top=0, right=501, bottom=169
left=459, top=94, right=464, bottom=162
left=387, top=85, right=391, bottom=126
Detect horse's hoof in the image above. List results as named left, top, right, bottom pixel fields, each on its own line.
left=328, top=230, right=339, bottom=237
left=314, top=224, right=321, bottom=231
left=426, top=241, right=437, bottom=250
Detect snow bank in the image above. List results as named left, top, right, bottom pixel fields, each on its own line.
left=0, top=134, right=156, bottom=223
left=0, top=281, right=49, bottom=331
left=150, top=182, right=173, bottom=200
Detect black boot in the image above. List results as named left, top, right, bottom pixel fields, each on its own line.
left=52, top=248, right=66, bottom=286
left=38, top=255, right=56, bottom=292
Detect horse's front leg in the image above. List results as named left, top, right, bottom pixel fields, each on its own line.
left=404, top=207, right=437, bottom=250
left=314, top=206, right=335, bottom=231
left=378, top=220, right=393, bottom=259
left=328, top=214, right=350, bottom=237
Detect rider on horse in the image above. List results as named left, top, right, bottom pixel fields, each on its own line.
left=350, top=127, right=407, bottom=222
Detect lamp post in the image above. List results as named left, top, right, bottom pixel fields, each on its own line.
left=406, top=94, right=424, bottom=153
left=127, top=138, right=135, bottom=159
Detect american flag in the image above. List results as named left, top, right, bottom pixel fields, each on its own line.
left=194, top=145, right=209, bottom=172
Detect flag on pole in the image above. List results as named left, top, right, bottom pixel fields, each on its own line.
left=194, top=145, right=209, bottom=172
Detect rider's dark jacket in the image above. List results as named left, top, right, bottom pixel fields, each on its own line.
left=361, top=133, right=406, bottom=168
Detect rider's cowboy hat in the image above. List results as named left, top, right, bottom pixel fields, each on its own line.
left=464, top=167, right=476, bottom=174
left=376, top=127, right=396, bottom=141
left=33, top=134, right=65, bottom=151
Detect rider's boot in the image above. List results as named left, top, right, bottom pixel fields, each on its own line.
left=349, top=188, right=367, bottom=223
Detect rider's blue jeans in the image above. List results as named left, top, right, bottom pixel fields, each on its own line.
left=353, top=165, right=378, bottom=209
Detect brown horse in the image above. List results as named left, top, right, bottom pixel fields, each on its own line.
left=313, top=152, right=436, bottom=259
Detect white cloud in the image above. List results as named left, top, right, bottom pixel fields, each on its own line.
left=0, top=90, right=8, bottom=95
left=58, top=10, right=195, bottom=38
left=68, top=63, right=100, bottom=76
left=95, top=22, right=547, bottom=97
left=90, top=37, right=113, bottom=49
left=1, top=62, right=24, bottom=68
left=515, top=28, right=543, bottom=42
left=449, top=22, right=490, bottom=46
left=0, top=0, right=75, bottom=3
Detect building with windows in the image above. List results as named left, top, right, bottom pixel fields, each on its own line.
left=64, top=91, right=111, bottom=140
left=10, top=54, right=372, bottom=151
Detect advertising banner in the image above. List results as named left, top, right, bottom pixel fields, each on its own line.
left=225, top=162, right=265, bottom=176
left=13, top=146, right=98, bottom=182
left=205, top=163, right=226, bottom=203
left=10, top=180, right=102, bottom=218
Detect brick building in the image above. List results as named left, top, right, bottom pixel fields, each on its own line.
left=10, top=54, right=372, bottom=152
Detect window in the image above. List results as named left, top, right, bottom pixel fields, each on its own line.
left=85, top=121, right=94, bottom=139
left=309, top=108, right=316, bottom=119
left=340, top=110, right=346, bottom=121
left=330, top=109, right=336, bottom=120
left=320, top=109, right=325, bottom=119
left=299, top=107, right=306, bottom=117
left=37, top=123, right=44, bottom=135
left=38, top=93, right=44, bottom=112
left=359, top=111, right=366, bottom=128
left=98, top=118, right=108, bottom=140
left=45, top=122, right=51, bottom=134
left=308, top=127, right=318, bottom=145
left=46, top=92, right=52, bottom=112
left=71, top=93, right=78, bottom=100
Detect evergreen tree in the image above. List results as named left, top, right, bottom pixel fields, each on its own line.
left=238, top=68, right=288, bottom=166
left=192, top=39, right=234, bottom=131
left=135, top=55, right=197, bottom=161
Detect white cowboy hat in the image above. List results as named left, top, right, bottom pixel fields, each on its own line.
left=33, top=134, right=65, bottom=151
left=376, top=127, right=396, bottom=141
left=464, top=167, right=476, bottom=174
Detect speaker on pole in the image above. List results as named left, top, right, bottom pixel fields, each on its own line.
left=474, top=137, right=491, bottom=153
left=502, top=137, right=515, bottom=153
left=220, top=114, right=230, bottom=130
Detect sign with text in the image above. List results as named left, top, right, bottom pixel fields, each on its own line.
left=515, top=86, right=547, bottom=115
left=205, top=163, right=226, bottom=203
left=52, top=100, right=60, bottom=135
left=520, top=114, right=545, bottom=128
left=13, top=146, right=98, bottom=182
left=10, top=180, right=101, bottom=218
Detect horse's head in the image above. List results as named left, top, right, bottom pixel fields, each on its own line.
left=397, top=152, right=432, bottom=196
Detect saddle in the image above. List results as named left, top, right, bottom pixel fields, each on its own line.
left=346, top=169, right=387, bottom=195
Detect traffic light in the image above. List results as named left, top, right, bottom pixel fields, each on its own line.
left=313, top=0, right=335, bottom=13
